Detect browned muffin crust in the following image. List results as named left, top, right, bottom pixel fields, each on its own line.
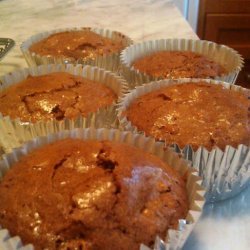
left=0, top=72, right=117, bottom=122
left=132, top=51, right=227, bottom=79
left=30, top=30, right=126, bottom=60
left=0, top=139, right=188, bottom=250
left=125, top=82, right=250, bottom=150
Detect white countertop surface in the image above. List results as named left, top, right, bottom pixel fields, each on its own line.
left=0, top=1, right=249, bottom=250
left=184, top=185, right=250, bottom=250
left=0, top=0, right=197, bottom=75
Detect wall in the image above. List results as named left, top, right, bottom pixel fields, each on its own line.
left=173, top=0, right=199, bottom=32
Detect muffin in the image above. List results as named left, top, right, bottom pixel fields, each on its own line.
left=0, top=71, right=117, bottom=123
left=120, top=39, right=243, bottom=87
left=0, top=138, right=188, bottom=250
left=132, top=51, right=227, bottom=79
left=122, top=81, right=250, bottom=150
left=29, top=30, right=126, bottom=61
left=21, top=28, right=133, bottom=71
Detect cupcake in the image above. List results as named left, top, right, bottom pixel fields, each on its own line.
left=21, top=28, right=133, bottom=72
left=118, top=78, right=250, bottom=201
left=122, top=81, right=249, bottom=150
left=0, top=128, right=205, bottom=250
left=133, top=51, right=227, bottom=79
left=120, top=39, right=243, bottom=88
left=0, top=64, right=128, bottom=124
left=29, top=29, right=126, bottom=61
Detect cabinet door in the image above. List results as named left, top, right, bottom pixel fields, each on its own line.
left=198, top=0, right=250, bottom=38
left=204, top=14, right=250, bottom=59
left=198, top=0, right=250, bottom=87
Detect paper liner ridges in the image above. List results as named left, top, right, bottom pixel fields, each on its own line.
left=0, top=229, right=33, bottom=250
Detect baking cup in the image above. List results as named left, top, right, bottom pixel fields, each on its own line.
left=0, top=108, right=119, bottom=157
left=120, top=39, right=244, bottom=88
left=117, top=78, right=250, bottom=202
left=0, top=115, right=24, bottom=157
left=0, top=64, right=128, bottom=154
left=0, top=128, right=205, bottom=250
left=21, top=27, right=133, bottom=72
left=0, top=63, right=128, bottom=149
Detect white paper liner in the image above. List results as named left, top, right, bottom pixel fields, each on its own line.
left=0, top=63, right=128, bottom=153
left=117, top=78, right=250, bottom=202
left=120, top=39, right=244, bottom=88
left=0, top=128, right=205, bottom=250
left=0, top=227, right=33, bottom=250
left=0, top=115, right=23, bottom=156
left=21, top=27, right=133, bottom=72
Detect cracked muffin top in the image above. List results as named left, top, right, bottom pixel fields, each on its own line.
left=0, top=139, right=188, bottom=250
left=125, top=82, right=250, bottom=150
left=29, top=30, right=126, bottom=61
left=0, top=72, right=117, bottom=123
left=132, top=51, right=227, bottom=79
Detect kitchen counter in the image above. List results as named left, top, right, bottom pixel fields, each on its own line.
left=0, top=1, right=249, bottom=250
left=0, top=0, right=197, bottom=75
left=184, top=185, right=250, bottom=250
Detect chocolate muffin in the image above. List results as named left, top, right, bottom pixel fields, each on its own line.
left=0, top=139, right=188, bottom=250
left=29, top=30, right=126, bottom=61
left=132, top=51, right=227, bottom=79
left=125, top=82, right=250, bottom=150
left=0, top=72, right=117, bottom=122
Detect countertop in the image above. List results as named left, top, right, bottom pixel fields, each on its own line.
left=0, top=0, right=249, bottom=250
left=0, top=0, right=197, bottom=75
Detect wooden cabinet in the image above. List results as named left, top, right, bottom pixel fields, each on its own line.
left=197, top=0, right=250, bottom=88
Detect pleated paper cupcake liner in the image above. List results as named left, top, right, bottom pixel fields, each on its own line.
left=21, top=27, right=133, bottom=72
left=0, top=63, right=128, bottom=151
left=0, top=227, right=32, bottom=250
left=117, top=78, right=250, bottom=202
left=0, top=115, right=23, bottom=157
left=0, top=128, right=205, bottom=250
left=0, top=107, right=120, bottom=156
left=120, top=39, right=244, bottom=88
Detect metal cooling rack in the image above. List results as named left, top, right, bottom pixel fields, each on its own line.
left=0, top=38, right=15, bottom=60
